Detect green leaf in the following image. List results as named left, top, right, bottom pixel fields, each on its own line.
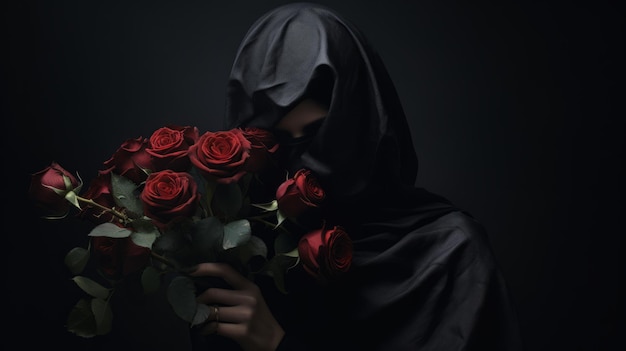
left=64, top=247, right=89, bottom=275
left=130, top=231, right=158, bottom=249
left=141, top=266, right=161, bottom=294
left=223, top=219, right=251, bottom=250
left=251, top=199, right=278, bottom=212
left=91, top=298, right=113, bottom=336
left=131, top=216, right=158, bottom=234
left=274, top=232, right=300, bottom=255
left=213, top=182, right=243, bottom=218
left=166, top=276, right=199, bottom=323
left=282, top=247, right=299, bottom=258
left=110, top=172, right=143, bottom=215
left=275, top=210, right=287, bottom=228
left=192, top=303, right=211, bottom=327
left=64, top=190, right=82, bottom=210
left=88, top=222, right=132, bottom=238
left=245, top=235, right=268, bottom=259
left=265, top=254, right=300, bottom=294
left=66, top=298, right=97, bottom=338
left=72, top=276, right=110, bottom=300
left=190, top=216, right=225, bottom=262
left=221, top=235, right=268, bottom=272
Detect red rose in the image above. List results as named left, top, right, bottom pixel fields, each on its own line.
left=28, top=161, right=82, bottom=218
left=188, top=129, right=251, bottom=184
left=91, top=236, right=151, bottom=280
left=276, top=169, right=325, bottom=218
left=298, top=225, right=353, bottom=283
left=103, top=136, right=153, bottom=184
left=241, top=127, right=279, bottom=172
left=146, top=125, right=199, bottom=172
left=140, top=170, right=199, bottom=228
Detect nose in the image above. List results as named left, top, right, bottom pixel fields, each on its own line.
left=275, top=98, right=327, bottom=138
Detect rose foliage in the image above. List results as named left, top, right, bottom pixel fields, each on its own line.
left=28, top=124, right=353, bottom=339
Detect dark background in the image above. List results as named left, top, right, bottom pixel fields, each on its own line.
left=4, top=0, right=624, bottom=350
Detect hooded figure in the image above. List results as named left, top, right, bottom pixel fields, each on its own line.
left=215, top=3, right=524, bottom=351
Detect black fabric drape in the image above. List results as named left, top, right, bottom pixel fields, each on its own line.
left=220, top=3, right=524, bottom=351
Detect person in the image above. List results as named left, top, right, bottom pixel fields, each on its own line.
left=187, top=3, right=524, bottom=351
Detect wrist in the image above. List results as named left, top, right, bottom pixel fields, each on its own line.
left=270, top=326, right=285, bottom=351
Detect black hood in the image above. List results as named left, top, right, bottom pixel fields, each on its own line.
left=225, top=2, right=418, bottom=206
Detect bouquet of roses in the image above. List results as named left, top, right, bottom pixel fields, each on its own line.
left=28, top=124, right=353, bottom=339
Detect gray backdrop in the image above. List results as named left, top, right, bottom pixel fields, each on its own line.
left=5, top=0, right=624, bottom=350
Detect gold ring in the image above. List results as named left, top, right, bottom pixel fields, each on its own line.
left=212, top=305, right=220, bottom=324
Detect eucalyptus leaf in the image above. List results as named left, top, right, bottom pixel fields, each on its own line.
left=223, top=219, right=251, bottom=250
left=192, top=303, right=211, bottom=327
left=64, top=247, right=89, bottom=275
left=152, top=230, right=186, bottom=254
left=130, top=231, right=158, bottom=249
left=88, top=222, right=132, bottom=238
left=131, top=216, right=158, bottom=234
left=213, top=182, right=242, bottom=218
left=221, top=235, right=268, bottom=272
left=110, top=172, right=143, bottom=215
left=190, top=216, right=224, bottom=262
left=91, top=298, right=113, bottom=336
left=166, top=276, right=199, bottom=323
left=66, top=298, right=97, bottom=338
left=72, top=276, right=110, bottom=300
left=246, top=235, right=268, bottom=259
left=141, top=266, right=161, bottom=294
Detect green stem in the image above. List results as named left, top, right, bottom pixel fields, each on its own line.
left=248, top=216, right=290, bottom=233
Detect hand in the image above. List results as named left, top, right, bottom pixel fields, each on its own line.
left=190, top=262, right=285, bottom=351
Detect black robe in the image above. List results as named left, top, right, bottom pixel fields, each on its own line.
left=216, top=3, right=524, bottom=351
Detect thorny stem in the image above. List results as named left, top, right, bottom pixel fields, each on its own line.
left=150, top=251, right=178, bottom=270
left=76, top=196, right=131, bottom=224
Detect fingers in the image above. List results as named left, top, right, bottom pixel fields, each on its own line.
left=216, top=305, right=253, bottom=324
left=199, top=319, right=247, bottom=338
left=197, top=288, right=257, bottom=324
left=199, top=321, right=218, bottom=336
left=189, top=262, right=252, bottom=290
left=197, top=287, right=256, bottom=306
left=198, top=305, right=251, bottom=337
left=215, top=322, right=248, bottom=339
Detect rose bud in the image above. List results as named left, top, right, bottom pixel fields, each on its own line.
left=103, top=136, right=153, bottom=184
left=276, top=169, right=325, bottom=218
left=77, top=168, right=123, bottom=224
left=241, top=127, right=279, bottom=172
left=28, top=161, right=83, bottom=218
left=146, top=125, right=199, bottom=172
left=188, top=129, right=251, bottom=184
left=140, top=170, right=199, bottom=228
left=298, top=225, right=353, bottom=283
